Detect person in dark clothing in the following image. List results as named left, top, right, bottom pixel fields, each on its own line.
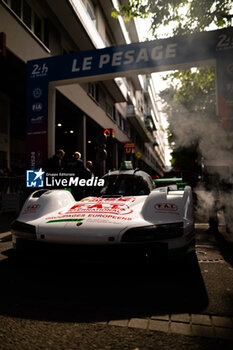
left=69, top=152, right=91, bottom=200
left=73, top=152, right=91, bottom=179
left=47, top=149, right=65, bottom=172
left=85, top=160, right=94, bottom=196
left=86, top=160, right=94, bottom=178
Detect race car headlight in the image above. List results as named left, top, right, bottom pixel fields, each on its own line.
left=121, top=222, right=184, bottom=243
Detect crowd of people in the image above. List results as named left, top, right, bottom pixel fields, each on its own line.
left=47, top=149, right=93, bottom=176
left=46, top=149, right=94, bottom=199
left=0, top=150, right=95, bottom=205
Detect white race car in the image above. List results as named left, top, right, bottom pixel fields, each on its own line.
left=11, top=165, right=195, bottom=262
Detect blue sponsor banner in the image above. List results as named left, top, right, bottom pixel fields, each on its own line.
left=26, top=27, right=233, bottom=169
left=217, top=52, right=233, bottom=129
left=27, top=28, right=233, bottom=82
left=26, top=62, right=49, bottom=169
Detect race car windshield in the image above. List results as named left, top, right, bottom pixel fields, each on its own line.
left=99, top=175, right=150, bottom=196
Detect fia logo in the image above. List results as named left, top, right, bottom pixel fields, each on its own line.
left=32, top=102, right=43, bottom=111
left=26, top=169, right=45, bottom=187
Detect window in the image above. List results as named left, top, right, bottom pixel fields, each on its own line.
left=88, top=83, right=99, bottom=102
left=117, top=114, right=125, bottom=130
left=34, top=12, right=42, bottom=40
left=87, top=2, right=95, bottom=20
left=117, top=114, right=121, bottom=127
left=112, top=106, right=116, bottom=121
left=23, top=0, right=31, bottom=28
left=11, top=0, right=21, bottom=17
left=106, top=102, right=113, bottom=118
left=82, top=0, right=96, bottom=21
left=121, top=118, right=125, bottom=131
left=5, top=0, right=45, bottom=43
left=100, top=175, right=150, bottom=196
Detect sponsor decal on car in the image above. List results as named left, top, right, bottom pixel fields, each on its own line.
left=23, top=204, right=41, bottom=214
left=46, top=218, right=85, bottom=223
left=58, top=201, right=133, bottom=216
left=154, top=203, right=179, bottom=215
left=87, top=213, right=132, bottom=221
left=44, top=212, right=132, bottom=224
left=80, top=197, right=136, bottom=203
left=85, top=217, right=131, bottom=224
left=45, top=213, right=86, bottom=220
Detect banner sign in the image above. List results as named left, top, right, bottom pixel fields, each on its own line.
left=26, top=65, right=49, bottom=168
left=216, top=52, right=233, bottom=129
left=26, top=27, right=233, bottom=169
left=28, top=28, right=233, bottom=83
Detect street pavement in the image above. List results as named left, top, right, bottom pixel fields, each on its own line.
left=0, top=211, right=233, bottom=349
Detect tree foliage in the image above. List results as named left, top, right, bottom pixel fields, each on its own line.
left=168, top=66, right=216, bottom=114
left=112, top=1, right=232, bottom=180
left=159, top=66, right=216, bottom=179
left=112, top=0, right=233, bottom=38
left=111, top=0, right=150, bottom=22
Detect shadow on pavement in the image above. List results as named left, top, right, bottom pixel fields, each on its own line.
left=214, top=231, right=233, bottom=266
left=0, top=249, right=209, bottom=323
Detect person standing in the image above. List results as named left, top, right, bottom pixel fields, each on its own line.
left=72, top=152, right=91, bottom=199
left=47, top=149, right=65, bottom=172
left=86, top=160, right=94, bottom=178
left=85, top=160, right=94, bottom=196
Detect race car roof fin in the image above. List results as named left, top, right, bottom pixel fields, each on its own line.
left=32, top=189, right=49, bottom=198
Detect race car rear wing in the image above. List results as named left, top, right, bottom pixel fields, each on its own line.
left=153, top=178, right=188, bottom=190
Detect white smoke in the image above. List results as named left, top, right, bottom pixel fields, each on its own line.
left=218, top=191, right=233, bottom=234
left=160, top=88, right=233, bottom=233
left=194, top=185, right=216, bottom=223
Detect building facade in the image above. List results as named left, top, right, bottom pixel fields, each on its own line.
left=0, top=0, right=167, bottom=177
